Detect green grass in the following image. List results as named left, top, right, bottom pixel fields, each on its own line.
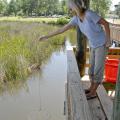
left=0, top=21, right=76, bottom=84
left=0, top=16, right=70, bottom=25
left=0, top=19, right=76, bottom=94
left=0, top=16, right=58, bottom=23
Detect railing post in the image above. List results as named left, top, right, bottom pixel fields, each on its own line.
left=76, top=0, right=89, bottom=77
left=76, top=28, right=87, bottom=77
left=112, top=61, right=120, bottom=120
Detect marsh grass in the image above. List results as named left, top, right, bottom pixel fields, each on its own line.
left=0, top=17, right=58, bottom=23
left=0, top=16, right=70, bottom=25
left=0, top=21, right=76, bottom=87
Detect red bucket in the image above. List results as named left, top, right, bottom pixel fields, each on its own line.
left=105, top=59, right=119, bottom=83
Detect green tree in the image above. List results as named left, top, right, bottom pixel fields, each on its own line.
left=36, top=0, right=47, bottom=16
left=27, top=0, right=38, bottom=16
left=0, top=0, right=64, bottom=16
left=2, top=0, right=10, bottom=16
left=20, top=0, right=30, bottom=15
left=7, top=0, right=18, bottom=16
left=90, top=0, right=111, bottom=17
left=0, top=0, right=4, bottom=14
left=61, top=0, right=68, bottom=15
left=36, top=0, right=60, bottom=16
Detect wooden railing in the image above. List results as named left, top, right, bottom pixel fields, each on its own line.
left=107, top=47, right=120, bottom=59
left=110, top=23, right=120, bottom=42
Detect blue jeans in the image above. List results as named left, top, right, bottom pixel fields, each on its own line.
left=88, top=45, right=108, bottom=84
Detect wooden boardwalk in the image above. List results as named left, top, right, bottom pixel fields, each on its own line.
left=65, top=46, right=113, bottom=120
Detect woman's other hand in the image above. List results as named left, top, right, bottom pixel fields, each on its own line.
left=105, top=39, right=111, bottom=48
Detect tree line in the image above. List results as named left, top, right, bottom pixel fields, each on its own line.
left=0, top=0, right=67, bottom=16
left=0, top=0, right=111, bottom=17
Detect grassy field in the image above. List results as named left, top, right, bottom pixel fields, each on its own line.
left=0, top=21, right=76, bottom=86
left=0, top=17, right=75, bottom=93
left=0, top=16, right=120, bottom=24
left=0, top=22, right=62, bottom=82
left=0, top=16, right=58, bottom=23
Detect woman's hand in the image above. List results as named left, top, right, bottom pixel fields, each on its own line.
left=105, top=39, right=111, bottom=48
left=39, top=24, right=73, bottom=42
left=39, top=35, right=48, bottom=41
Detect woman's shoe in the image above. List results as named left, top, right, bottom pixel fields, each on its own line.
left=87, top=95, right=97, bottom=100
left=84, top=89, right=90, bottom=94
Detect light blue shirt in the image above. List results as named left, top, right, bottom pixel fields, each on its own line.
left=69, top=10, right=106, bottom=48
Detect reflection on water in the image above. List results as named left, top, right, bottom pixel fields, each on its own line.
left=0, top=47, right=66, bottom=120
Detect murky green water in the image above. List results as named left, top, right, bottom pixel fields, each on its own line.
left=0, top=47, right=67, bottom=120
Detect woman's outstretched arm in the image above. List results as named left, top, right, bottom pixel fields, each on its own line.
left=39, top=23, right=73, bottom=41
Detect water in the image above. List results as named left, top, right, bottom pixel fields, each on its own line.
left=0, top=47, right=67, bottom=120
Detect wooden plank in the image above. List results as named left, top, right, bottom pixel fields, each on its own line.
left=97, top=85, right=113, bottom=120
left=81, top=75, right=113, bottom=120
left=68, top=73, right=81, bottom=84
left=69, top=84, right=92, bottom=120
left=112, top=62, right=120, bottom=120
left=67, top=83, right=72, bottom=120
left=65, top=83, right=71, bottom=120
left=67, top=49, right=92, bottom=120
left=107, top=55, right=120, bottom=59
left=67, top=50, right=79, bottom=73
left=82, top=80, right=106, bottom=120
left=88, top=98, right=106, bottom=120
left=110, top=24, right=120, bottom=42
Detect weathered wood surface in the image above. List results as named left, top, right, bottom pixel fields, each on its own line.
left=97, top=85, right=113, bottom=120
left=81, top=79, right=106, bottom=120
left=112, top=62, right=120, bottom=120
left=81, top=76, right=113, bottom=120
left=67, top=48, right=92, bottom=120
left=107, top=55, right=120, bottom=59
left=65, top=83, right=70, bottom=120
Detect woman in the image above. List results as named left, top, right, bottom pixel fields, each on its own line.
left=39, top=0, right=111, bottom=100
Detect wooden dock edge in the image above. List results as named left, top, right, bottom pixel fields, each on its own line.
left=66, top=47, right=92, bottom=120
left=97, top=85, right=113, bottom=120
